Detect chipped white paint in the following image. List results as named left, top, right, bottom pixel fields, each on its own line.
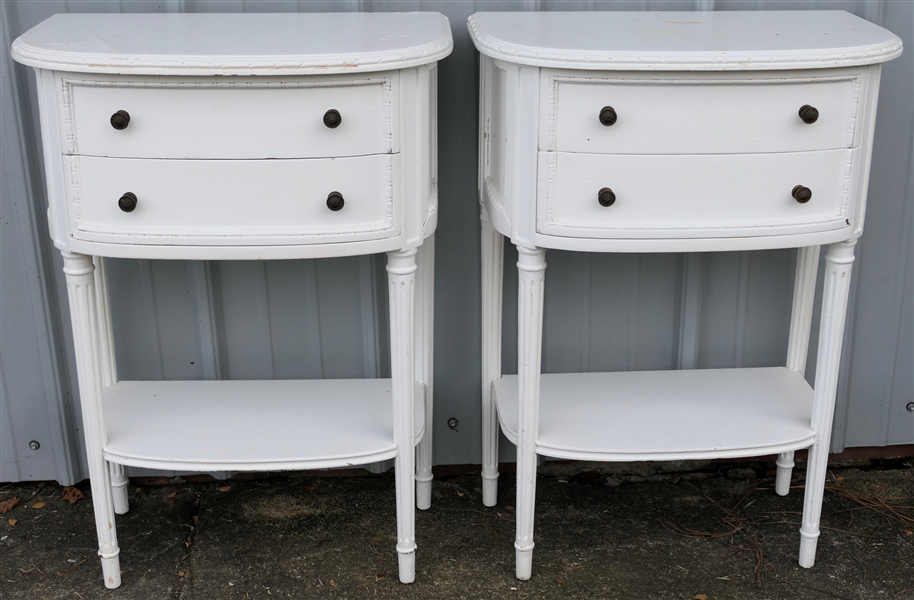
left=471, top=10, right=900, bottom=579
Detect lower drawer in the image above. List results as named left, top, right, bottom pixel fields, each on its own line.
left=68, top=154, right=398, bottom=245
left=537, top=149, right=851, bottom=239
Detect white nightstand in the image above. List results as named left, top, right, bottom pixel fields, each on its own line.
left=469, top=10, right=901, bottom=579
left=13, top=12, right=451, bottom=587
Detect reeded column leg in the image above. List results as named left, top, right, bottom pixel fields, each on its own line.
left=415, top=235, right=435, bottom=511
left=63, top=252, right=121, bottom=588
left=387, top=248, right=418, bottom=583
left=515, top=246, right=546, bottom=580
left=480, top=209, right=504, bottom=507
left=799, top=241, right=855, bottom=568
left=93, top=257, right=130, bottom=515
left=780, top=246, right=821, bottom=496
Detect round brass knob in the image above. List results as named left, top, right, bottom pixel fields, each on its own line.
left=792, top=185, right=812, bottom=204
left=323, top=109, right=342, bottom=129
left=118, top=192, right=137, bottom=212
left=798, top=105, right=819, bottom=124
left=599, top=106, right=617, bottom=127
left=110, top=110, right=130, bottom=130
left=326, top=191, right=344, bottom=211
left=598, top=187, right=616, bottom=207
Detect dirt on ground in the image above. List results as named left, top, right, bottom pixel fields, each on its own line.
left=1, top=460, right=912, bottom=599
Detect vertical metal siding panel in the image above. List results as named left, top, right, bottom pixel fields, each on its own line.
left=742, top=250, right=793, bottom=367
left=586, top=253, right=641, bottom=372
left=698, top=253, right=742, bottom=368
left=837, top=0, right=913, bottom=450
left=886, top=212, right=913, bottom=445
left=215, top=262, right=276, bottom=380
left=634, top=254, right=680, bottom=371
left=263, top=261, right=324, bottom=380
left=314, top=258, right=373, bottom=380
left=429, top=0, right=485, bottom=463
left=542, top=251, right=590, bottom=373
left=1, top=0, right=80, bottom=484
left=106, top=260, right=164, bottom=381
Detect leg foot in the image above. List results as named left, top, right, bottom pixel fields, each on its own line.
left=515, top=544, right=534, bottom=580
left=775, top=451, right=794, bottom=497
left=100, top=551, right=121, bottom=588
left=482, top=475, right=499, bottom=507
left=397, top=547, right=416, bottom=583
left=799, top=529, right=819, bottom=568
left=416, top=477, right=432, bottom=511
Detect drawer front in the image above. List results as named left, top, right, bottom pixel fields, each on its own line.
left=543, top=75, right=858, bottom=155
left=65, top=76, right=395, bottom=159
left=69, top=155, right=398, bottom=244
left=537, top=150, right=851, bottom=238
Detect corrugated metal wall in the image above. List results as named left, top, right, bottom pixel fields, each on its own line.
left=1, top=0, right=911, bottom=485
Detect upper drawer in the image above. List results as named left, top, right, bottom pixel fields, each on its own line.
left=61, top=75, right=396, bottom=159
left=541, top=72, right=860, bottom=154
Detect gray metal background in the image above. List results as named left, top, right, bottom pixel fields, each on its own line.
left=1, top=0, right=911, bottom=485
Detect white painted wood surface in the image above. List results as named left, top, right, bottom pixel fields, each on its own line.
left=537, top=150, right=850, bottom=238
left=71, top=155, right=398, bottom=244
left=104, top=380, right=425, bottom=471
left=545, top=72, right=859, bottom=155
left=472, top=9, right=900, bottom=580
left=468, top=11, right=902, bottom=71
left=493, top=368, right=815, bottom=461
left=66, top=74, right=397, bottom=159
left=12, top=12, right=453, bottom=75
left=14, top=11, right=449, bottom=588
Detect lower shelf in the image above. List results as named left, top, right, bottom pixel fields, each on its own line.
left=103, top=379, right=425, bottom=471
left=493, top=367, right=815, bottom=461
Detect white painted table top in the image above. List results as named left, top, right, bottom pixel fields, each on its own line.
left=467, top=11, right=902, bottom=70
left=12, top=12, right=453, bottom=75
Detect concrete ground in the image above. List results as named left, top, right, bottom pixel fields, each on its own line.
left=1, top=460, right=912, bottom=599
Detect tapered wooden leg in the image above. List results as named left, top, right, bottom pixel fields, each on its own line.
left=63, top=252, right=121, bottom=588
left=480, top=209, right=504, bottom=507
left=799, top=241, right=855, bottom=568
left=780, top=246, right=821, bottom=496
left=515, top=246, right=546, bottom=580
left=415, top=235, right=435, bottom=511
left=93, top=257, right=130, bottom=515
left=387, top=249, right=418, bottom=583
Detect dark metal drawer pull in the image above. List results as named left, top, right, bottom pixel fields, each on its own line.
left=798, top=105, right=819, bottom=124
left=118, top=192, right=137, bottom=212
left=599, top=106, right=617, bottom=127
left=323, top=109, right=342, bottom=129
left=598, top=187, right=616, bottom=207
left=110, top=110, right=130, bottom=130
left=326, top=191, right=345, bottom=211
left=792, top=185, right=812, bottom=203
